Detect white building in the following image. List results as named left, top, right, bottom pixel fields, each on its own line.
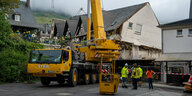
left=157, top=0, right=192, bottom=84
left=116, top=2, right=161, bottom=60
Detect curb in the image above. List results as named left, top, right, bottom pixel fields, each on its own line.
left=153, top=84, right=184, bottom=90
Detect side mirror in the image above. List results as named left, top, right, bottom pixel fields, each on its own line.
left=63, top=51, right=69, bottom=61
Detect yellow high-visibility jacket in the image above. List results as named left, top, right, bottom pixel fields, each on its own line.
left=131, top=68, right=140, bottom=79
left=121, top=67, right=129, bottom=78
left=138, top=67, right=143, bottom=78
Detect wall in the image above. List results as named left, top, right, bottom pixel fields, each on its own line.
left=163, top=28, right=192, bottom=53
left=120, top=3, right=161, bottom=59
left=121, top=3, right=161, bottom=49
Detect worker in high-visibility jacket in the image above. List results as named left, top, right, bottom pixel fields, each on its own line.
left=121, top=63, right=129, bottom=88
left=131, top=63, right=140, bottom=89
left=138, top=65, right=143, bottom=87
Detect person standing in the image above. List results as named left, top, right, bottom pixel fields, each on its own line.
left=28, top=31, right=32, bottom=42
left=23, top=32, right=27, bottom=40
left=131, top=64, right=140, bottom=89
left=138, top=65, right=143, bottom=87
left=16, top=30, right=20, bottom=35
left=146, top=68, right=155, bottom=89
left=121, top=63, right=129, bottom=88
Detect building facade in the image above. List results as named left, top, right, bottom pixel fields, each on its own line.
left=158, top=0, right=192, bottom=84
left=116, top=3, right=161, bottom=60
left=9, top=0, right=39, bottom=34
left=158, top=19, right=192, bottom=84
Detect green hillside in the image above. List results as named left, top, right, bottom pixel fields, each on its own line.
left=33, top=10, right=70, bottom=24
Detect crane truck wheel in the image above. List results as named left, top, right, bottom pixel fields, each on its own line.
left=69, top=68, right=78, bottom=87
left=91, top=74, right=97, bottom=84
left=84, top=74, right=90, bottom=85
left=40, top=77, right=50, bottom=86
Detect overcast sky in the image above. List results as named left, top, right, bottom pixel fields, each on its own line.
left=23, top=0, right=191, bottom=23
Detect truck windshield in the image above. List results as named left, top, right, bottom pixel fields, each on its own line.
left=29, top=50, right=62, bottom=64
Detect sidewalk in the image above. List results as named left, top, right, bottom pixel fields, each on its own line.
left=153, top=83, right=184, bottom=90
left=121, top=82, right=185, bottom=90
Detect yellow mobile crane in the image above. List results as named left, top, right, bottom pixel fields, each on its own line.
left=28, top=0, right=120, bottom=94
left=79, top=0, right=120, bottom=94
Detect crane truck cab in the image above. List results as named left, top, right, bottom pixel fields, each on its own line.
left=27, top=49, right=98, bottom=86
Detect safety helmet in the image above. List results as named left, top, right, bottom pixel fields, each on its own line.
left=125, top=63, right=128, bottom=67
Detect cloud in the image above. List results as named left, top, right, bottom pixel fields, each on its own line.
left=22, top=0, right=191, bottom=23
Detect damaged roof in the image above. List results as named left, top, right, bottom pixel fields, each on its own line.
left=9, top=2, right=39, bottom=28
left=106, top=2, right=147, bottom=31
left=72, top=2, right=147, bottom=32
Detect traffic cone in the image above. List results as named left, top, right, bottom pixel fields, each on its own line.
left=183, top=74, right=192, bottom=91
left=183, top=74, right=192, bottom=86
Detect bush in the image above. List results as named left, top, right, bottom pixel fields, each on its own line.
left=0, top=10, right=44, bottom=83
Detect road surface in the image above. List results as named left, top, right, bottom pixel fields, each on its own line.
left=0, top=82, right=191, bottom=96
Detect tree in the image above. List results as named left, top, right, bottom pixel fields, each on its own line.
left=0, top=0, right=20, bottom=13
left=0, top=11, right=11, bottom=40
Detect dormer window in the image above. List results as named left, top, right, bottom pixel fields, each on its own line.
left=14, top=14, right=21, bottom=21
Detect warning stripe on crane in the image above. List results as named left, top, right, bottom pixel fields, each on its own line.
left=155, top=72, right=191, bottom=76
left=102, top=69, right=109, bottom=74
left=95, top=54, right=99, bottom=57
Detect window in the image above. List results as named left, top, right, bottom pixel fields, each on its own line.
left=128, top=22, right=133, bottom=29
left=29, top=50, right=62, bottom=63
left=189, top=29, right=192, bottom=36
left=177, top=30, right=183, bottom=37
left=135, top=24, right=142, bottom=34
left=14, top=14, right=21, bottom=21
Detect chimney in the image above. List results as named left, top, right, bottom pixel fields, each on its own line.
left=27, top=0, right=30, bottom=8
left=190, top=0, right=192, bottom=19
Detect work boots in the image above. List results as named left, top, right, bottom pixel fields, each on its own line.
left=122, top=85, right=128, bottom=88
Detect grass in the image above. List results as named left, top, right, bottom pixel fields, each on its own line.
left=33, top=10, right=70, bottom=24
left=35, top=17, right=52, bottom=24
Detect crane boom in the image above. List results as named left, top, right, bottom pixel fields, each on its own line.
left=91, top=0, right=106, bottom=39
left=79, top=0, right=120, bottom=61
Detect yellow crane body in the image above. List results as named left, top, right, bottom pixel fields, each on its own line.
left=27, top=49, right=72, bottom=77
left=27, top=0, right=120, bottom=93
left=77, top=0, right=120, bottom=94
